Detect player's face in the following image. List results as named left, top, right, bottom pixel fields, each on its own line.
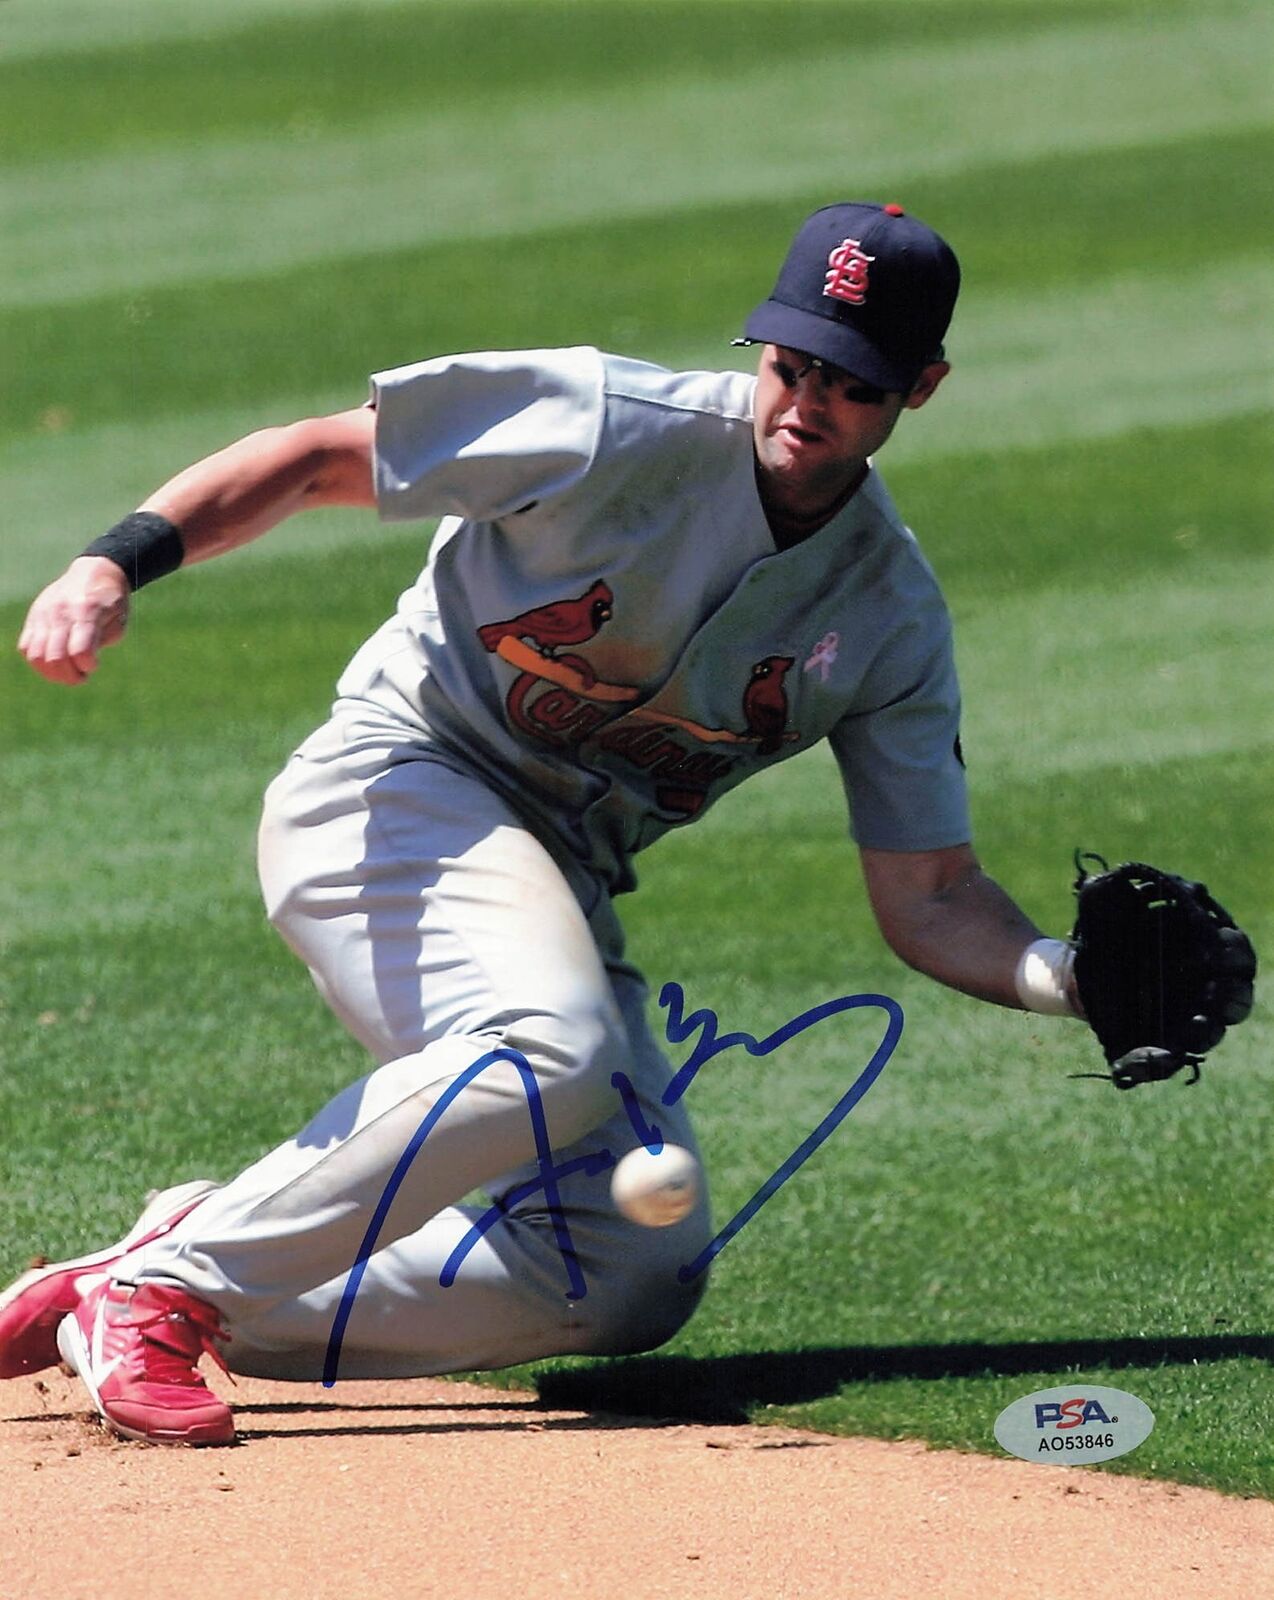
left=752, top=345, right=947, bottom=515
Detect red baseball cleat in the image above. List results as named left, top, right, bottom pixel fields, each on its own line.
left=57, top=1278, right=235, bottom=1446
left=0, top=1179, right=218, bottom=1380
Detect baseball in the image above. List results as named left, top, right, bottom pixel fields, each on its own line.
left=610, top=1143, right=700, bottom=1227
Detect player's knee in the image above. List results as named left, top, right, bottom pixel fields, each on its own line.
left=576, top=1259, right=710, bottom=1357
left=622, top=1270, right=708, bottom=1354
left=569, top=1201, right=714, bottom=1357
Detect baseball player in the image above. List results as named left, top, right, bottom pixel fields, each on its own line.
left=3, top=203, right=1086, bottom=1446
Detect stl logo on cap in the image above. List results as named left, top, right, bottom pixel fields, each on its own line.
left=823, top=238, right=875, bottom=306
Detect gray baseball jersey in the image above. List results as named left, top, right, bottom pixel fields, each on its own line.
left=341, top=345, right=969, bottom=890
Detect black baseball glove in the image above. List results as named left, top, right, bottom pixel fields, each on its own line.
left=1070, top=853, right=1257, bottom=1089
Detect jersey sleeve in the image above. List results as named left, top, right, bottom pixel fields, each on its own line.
left=369, top=347, right=605, bottom=523
left=827, top=615, right=971, bottom=852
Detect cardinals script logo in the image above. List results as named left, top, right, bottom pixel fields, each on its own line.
left=478, top=584, right=801, bottom=817
left=602, top=654, right=797, bottom=815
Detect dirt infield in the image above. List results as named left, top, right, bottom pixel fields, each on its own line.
left=2, top=1370, right=1271, bottom=1599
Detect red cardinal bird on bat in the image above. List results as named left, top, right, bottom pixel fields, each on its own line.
left=478, top=581, right=614, bottom=655
left=742, top=655, right=794, bottom=756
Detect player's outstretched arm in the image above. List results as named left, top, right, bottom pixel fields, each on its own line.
left=17, top=406, right=376, bottom=686
left=859, top=842, right=1078, bottom=1014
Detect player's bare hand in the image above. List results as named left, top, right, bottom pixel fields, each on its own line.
left=17, top=557, right=131, bottom=684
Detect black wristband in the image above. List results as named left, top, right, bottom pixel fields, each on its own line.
left=81, top=512, right=185, bottom=591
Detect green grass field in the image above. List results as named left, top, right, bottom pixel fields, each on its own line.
left=2, top=0, right=1271, bottom=1496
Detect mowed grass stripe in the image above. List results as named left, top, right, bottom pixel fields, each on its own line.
left=7, top=124, right=1270, bottom=445
left=0, top=0, right=437, bottom=62
left=0, top=0, right=1203, bottom=70
left=0, top=0, right=1142, bottom=149
left=4, top=320, right=1268, bottom=608
left=956, top=558, right=1274, bottom=777
left=889, top=257, right=1272, bottom=462
left=4, top=7, right=1264, bottom=308
left=0, top=0, right=1039, bottom=73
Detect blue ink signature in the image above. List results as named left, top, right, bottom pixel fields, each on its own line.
left=653, top=983, right=902, bottom=1283
left=321, top=1046, right=594, bottom=1388
left=322, top=986, right=902, bottom=1387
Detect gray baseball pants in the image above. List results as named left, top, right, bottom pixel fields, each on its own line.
left=116, top=704, right=710, bottom=1379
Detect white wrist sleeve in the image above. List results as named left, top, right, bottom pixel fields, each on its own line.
left=1014, top=938, right=1080, bottom=1017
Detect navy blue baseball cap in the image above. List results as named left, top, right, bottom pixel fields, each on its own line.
left=740, top=202, right=960, bottom=391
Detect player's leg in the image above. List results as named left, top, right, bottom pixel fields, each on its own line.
left=111, top=717, right=629, bottom=1313
left=55, top=711, right=708, bottom=1435
left=220, top=948, right=711, bottom=1380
